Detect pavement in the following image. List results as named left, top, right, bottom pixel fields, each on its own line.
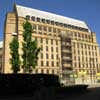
left=0, top=88, right=100, bottom=100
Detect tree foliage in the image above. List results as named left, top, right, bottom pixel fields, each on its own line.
left=22, top=21, right=40, bottom=73
left=9, top=37, right=20, bottom=73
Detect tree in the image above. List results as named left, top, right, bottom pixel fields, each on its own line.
left=9, top=37, right=20, bottom=73
left=22, top=21, right=40, bottom=73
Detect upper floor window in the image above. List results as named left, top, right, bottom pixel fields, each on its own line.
left=46, top=20, right=50, bottom=24
left=38, top=25, right=42, bottom=30
left=43, top=26, right=47, bottom=31
left=42, top=19, right=45, bottom=23
left=31, top=16, right=35, bottom=21
left=37, top=17, right=40, bottom=22
left=26, top=15, right=30, bottom=20
left=51, top=47, right=53, bottom=52
left=51, top=21, right=54, bottom=25
left=46, top=46, right=48, bottom=51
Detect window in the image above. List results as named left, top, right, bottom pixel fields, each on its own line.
left=53, top=28, right=56, bottom=33
left=85, top=34, right=87, bottom=38
left=42, top=19, right=45, bottom=23
left=52, top=70, right=54, bottom=74
left=41, top=45, right=43, bottom=51
left=41, top=38, right=43, bottom=43
left=41, top=69, right=44, bottom=73
left=57, top=62, right=59, bottom=66
left=46, top=53, right=48, bottom=59
left=52, top=61, right=54, bottom=66
left=51, top=47, right=53, bottom=52
left=35, top=38, right=37, bottom=41
left=56, top=41, right=58, bottom=45
left=77, top=43, right=79, bottom=48
left=56, top=47, right=58, bottom=52
left=46, top=61, right=49, bottom=66
left=88, top=45, right=90, bottom=49
left=47, top=69, right=49, bottom=74
left=43, top=26, right=47, bottom=31
left=46, top=39, right=48, bottom=44
left=35, top=69, right=38, bottom=73
left=39, top=32, right=42, bottom=34
left=33, top=25, right=36, bottom=29
left=56, top=54, right=58, bottom=60
left=51, top=39, right=53, bottom=44
left=46, top=46, right=48, bottom=51
left=95, top=46, right=97, bottom=50
left=81, top=44, right=83, bottom=48
left=51, top=54, right=54, bottom=59
left=26, top=15, right=30, bottom=20
left=31, top=16, right=35, bottom=21
left=37, top=17, right=40, bottom=22
left=41, top=53, right=43, bottom=59
left=38, top=25, right=42, bottom=30
left=85, top=44, right=86, bottom=48
left=51, top=21, right=54, bottom=25
left=55, top=22, right=58, bottom=26
left=46, top=20, right=50, bottom=24
left=49, top=27, right=52, bottom=32
left=58, top=29, right=61, bottom=33
left=41, top=61, right=43, bottom=66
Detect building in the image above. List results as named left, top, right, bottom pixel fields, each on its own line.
left=2, top=4, right=100, bottom=84
left=0, top=41, right=3, bottom=73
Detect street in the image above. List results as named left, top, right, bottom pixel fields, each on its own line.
left=0, top=87, right=100, bottom=100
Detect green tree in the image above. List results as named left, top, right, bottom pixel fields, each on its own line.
left=22, top=21, right=40, bottom=73
left=9, top=37, right=20, bottom=73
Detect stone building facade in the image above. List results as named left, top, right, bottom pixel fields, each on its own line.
left=2, top=4, right=100, bottom=84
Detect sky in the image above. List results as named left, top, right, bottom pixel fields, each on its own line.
left=0, top=0, right=100, bottom=44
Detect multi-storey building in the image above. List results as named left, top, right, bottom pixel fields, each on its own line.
left=2, top=4, right=100, bottom=84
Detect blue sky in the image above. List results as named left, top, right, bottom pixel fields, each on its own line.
left=0, top=0, right=100, bottom=44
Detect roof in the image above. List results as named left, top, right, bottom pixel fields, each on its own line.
left=15, top=4, right=90, bottom=31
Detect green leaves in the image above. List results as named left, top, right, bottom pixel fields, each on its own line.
left=9, top=20, right=40, bottom=73
left=22, top=21, right=40, bottom=73
left=9, top=37, right=21, bottom=73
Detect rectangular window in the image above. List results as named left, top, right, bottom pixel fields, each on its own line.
left=46, top=46, right=48, bottom=51
left=46, top=61, right=49, bottom=66
left=49, top=27, right=52, bottom=32
left=51, top=39, right=53, bottom=44
left=53, top=28, right=56, bottom=33
left=31, top=16, right=35, bottom=21
left=56, top=54, right=58, bottom=59
left=57, top=62, right=59, bottom=66
left=41, top=61, right=43, bottom=66
left=46, top=39, right=48, bottom=44
left=43, top=26, right=47, bottom=31
left=41, top=53, right=43, bottom=59
left=51, top=54, right=54, bottom=59
left=33, top=25, right=36, bottom=29
left=41, top=38, right=43, bottom=43
left=46, top=53, right=48, bottom=59
left=38, top=25, right=42, bottom=30
left=51, top=47, right=53, bottom=52
left=37, top=17, right=40, bottom=22
left=56, top=41, right=58, bottom=45
left=52, top=61, right=54, bottom=66
left=41, top=45, right=43, bottom=51
left=56, top=47, right=58, bottom=52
